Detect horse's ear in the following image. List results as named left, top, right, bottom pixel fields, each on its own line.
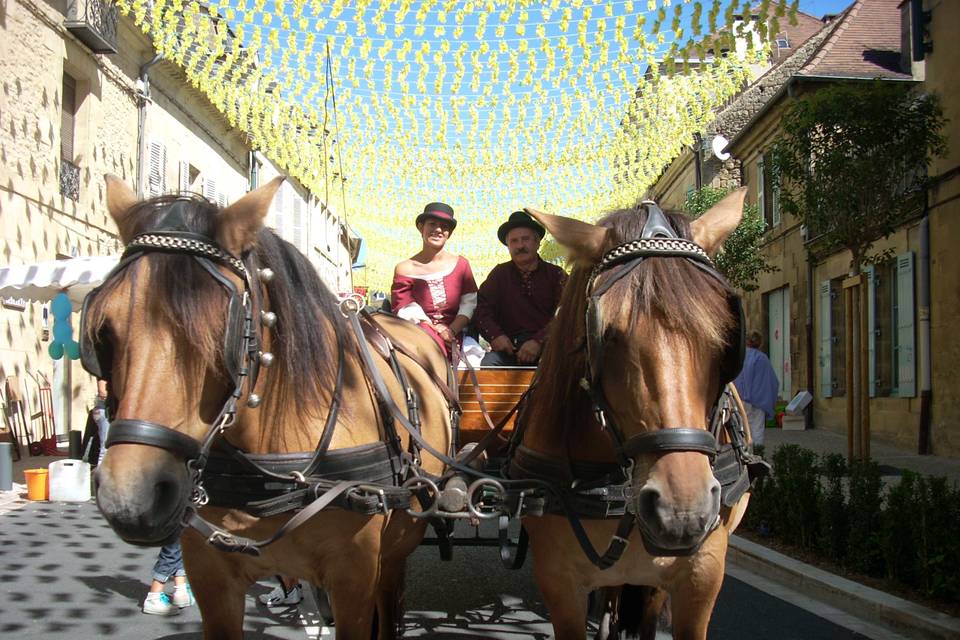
left=689, top=187, right=748, bottom=257
left=218, top=177, right=284, bottom=256
left=104, top=174, right=139, bottom=243
left=525, top=207, right=610, bottom=264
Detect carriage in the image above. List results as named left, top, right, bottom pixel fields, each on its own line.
left=85, top=175, right=766, bottom=640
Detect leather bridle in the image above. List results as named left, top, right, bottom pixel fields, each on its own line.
left=577, top=202, right=746, bottom=554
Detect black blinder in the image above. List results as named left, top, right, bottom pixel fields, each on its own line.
left=79, top=288, right=109, bottom=381
left=721, top=295, right=746, bottom=385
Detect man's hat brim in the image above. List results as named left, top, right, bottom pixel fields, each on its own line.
left=498, top=212, right=546, bottom=245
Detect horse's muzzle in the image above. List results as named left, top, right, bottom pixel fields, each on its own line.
left=94, top=447, right=191, bottom=546
left=630, top=477, right=722, bottom=557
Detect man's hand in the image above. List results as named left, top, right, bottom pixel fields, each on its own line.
left=434, top=323, right=455, bottom=343
left=490, top=335, right=515, bottom=355
left=516, top=339, right=541, bottom=364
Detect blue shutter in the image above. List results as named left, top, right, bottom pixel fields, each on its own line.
left=896, top=252, right=916, bottom=397
left=865, top=265, right=876, bottom=397
left=819, top=280, right=832, bottom=398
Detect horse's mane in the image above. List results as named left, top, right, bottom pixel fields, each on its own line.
left=532, top=207, right=736, bottom=442
left=85, top=194, right=346, bottom=444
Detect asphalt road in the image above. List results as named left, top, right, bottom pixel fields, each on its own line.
left=1, top=500, right=873, bottom=639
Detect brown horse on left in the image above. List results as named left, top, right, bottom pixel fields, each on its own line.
left=88, top=175, right=451, bottom=639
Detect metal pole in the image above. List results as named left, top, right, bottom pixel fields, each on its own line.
left=0, top=442, right=12, bottom=491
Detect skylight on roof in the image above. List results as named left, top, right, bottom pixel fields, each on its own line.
left=776, top=37, right=791, bottom=49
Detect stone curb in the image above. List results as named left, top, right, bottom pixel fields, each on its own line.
left=728, top=534, right=960, bottom=640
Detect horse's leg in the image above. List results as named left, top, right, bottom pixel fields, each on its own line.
left=182, top=532, right=250, bottom=640
left=375, top=557, right=407, bottom=640
left=666, top=564, right=723, bottom=640
left=534, top=555, right=590, bottom=640
left=324, top=550, right=380, bottom=640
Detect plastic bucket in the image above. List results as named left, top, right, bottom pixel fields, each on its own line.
left=24, top=468, right=49, bottom=500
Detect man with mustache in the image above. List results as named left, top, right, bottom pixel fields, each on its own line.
left=474, top=211, right=567, bottom=366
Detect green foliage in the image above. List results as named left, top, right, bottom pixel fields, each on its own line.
left=769, top=82, right=947, bottom=272
left=818, top=453, right=848, bottom=563
left=683, top=186, right=777, bottom=291
left=769, top=444, right=821, bottom=548
left=746, top=445, right=960, bottom=604
left=846, top=459, right=884, bottom=575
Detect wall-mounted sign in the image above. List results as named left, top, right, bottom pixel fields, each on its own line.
left=1, top=297, right=28, bottom=311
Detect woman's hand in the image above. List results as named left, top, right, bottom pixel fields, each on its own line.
left=434, top=323, right=455, bottom=343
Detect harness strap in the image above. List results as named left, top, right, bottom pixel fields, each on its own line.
left=185, top=480, right=362, bottom=556
left=620, top=428, right=718, bottom=459
left=106, top=420, right=201, bottom=461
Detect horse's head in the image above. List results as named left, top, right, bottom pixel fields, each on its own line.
left=528, top=188, right=747, bottom=555
left=85, top=175, right=282, bottom=546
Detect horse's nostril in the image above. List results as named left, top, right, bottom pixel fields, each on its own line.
left=637, top=485, right=660, bottom=522
left=154, top=477, right=182, bottom=516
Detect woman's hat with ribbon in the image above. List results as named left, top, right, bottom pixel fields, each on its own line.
left=416, top=202, right=457, bottom=231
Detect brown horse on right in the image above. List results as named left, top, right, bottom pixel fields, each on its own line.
left=517, top=189, right=753, bottom=640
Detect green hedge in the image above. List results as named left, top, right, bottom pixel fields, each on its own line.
left=744, top=444, right=960, bottom=602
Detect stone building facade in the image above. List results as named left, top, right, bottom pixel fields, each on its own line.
left=0, top=0, right=353, bottom=439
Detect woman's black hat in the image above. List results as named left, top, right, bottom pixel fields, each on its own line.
left=497, top=211, right=545, bottom=245
left=416, top=202, right=457, bottom=231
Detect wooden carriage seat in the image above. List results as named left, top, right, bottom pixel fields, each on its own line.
left=456, top=366, right=536, bottom=450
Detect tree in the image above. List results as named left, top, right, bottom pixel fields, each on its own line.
left=769, top=81, right=946, bottom=460
left=684, top=186, right=776, bottom=291
left=769, top=81, right=946, bottom=274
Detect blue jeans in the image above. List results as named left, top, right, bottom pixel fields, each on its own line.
left=152, top=542, right=186, bottom=583
left=91, top=399, right=110, bottom=465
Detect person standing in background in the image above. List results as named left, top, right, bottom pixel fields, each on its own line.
left=733, top=331, right=780, bottom=447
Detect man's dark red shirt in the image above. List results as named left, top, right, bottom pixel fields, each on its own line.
left=474, top=258, right=567, bottom=344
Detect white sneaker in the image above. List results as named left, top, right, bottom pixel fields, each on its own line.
left=172, top=585, right=195, bottom=608
left=143, top=592, right=180, bottom=616
left=258, top=583, right=302, bottom=607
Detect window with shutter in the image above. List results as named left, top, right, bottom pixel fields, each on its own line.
left=895, top=252, right=916, bottom=397
left=203, top=177, right=217, bottom=202
left=293, top=196, right=304, bottom=252
left=273, top=183, right=286, bottom=235
left=217, top=192, right=227, bottom=209
left=872, top=262, right=896, bottom=396
left=819, top=280, right=832, bottom=398
left=829, top=278, right=846, bottom=397
left=148, top=140, right=166, bottom=196
left=179, top=161, right=191, bottom=193
left=61, top=74, right=77, bottom=161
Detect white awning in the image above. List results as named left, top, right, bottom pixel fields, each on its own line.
left=0, top=255, right=120, bottom=306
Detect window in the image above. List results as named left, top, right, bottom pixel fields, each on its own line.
left=179, top=161, right=200, bottom=193
left=866, top=253, right=916, bottom=398
left=147, top=139, right=166, bottom=196
left=776, top=36, right=791, bottom=49
left=819, top=278, right=846, bottom=397
left=61, top=74, right=77, bottom=162
left=757, top=153, right=780, bottom=229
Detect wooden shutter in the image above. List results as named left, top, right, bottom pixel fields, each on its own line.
left=865, top=265, right=876, bottom=397
left=217, top=191, right=227, bottom=209
left=896, top=252, right=916, bottom=397
left=203, top=177, right=216, bottom=202
left=61, top=74, right=77, bottom=161
left=819, top=280, right=832, bottom=398
left=292, top=197, right=303, bottom=251
left=274, top=182, right=286, bottom=234
left=179, top=161, right=191, bottom=193
left=147, top=140, right=166, bottom=196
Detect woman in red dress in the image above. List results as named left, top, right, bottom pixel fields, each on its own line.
left=391, top=202, right=478, bottom=358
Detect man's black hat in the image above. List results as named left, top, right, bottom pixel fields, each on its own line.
left=416, top=202, right=457, bottom=231
left=497, top=211, right=545, bottom=245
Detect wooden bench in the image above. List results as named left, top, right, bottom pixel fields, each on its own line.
left=456, top=367, right=535, bottom=449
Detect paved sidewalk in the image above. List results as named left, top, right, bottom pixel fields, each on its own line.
left=763, top=427, right=960, bottom=483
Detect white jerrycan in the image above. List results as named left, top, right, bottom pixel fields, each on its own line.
left=48, top=459, right=91, bottom=502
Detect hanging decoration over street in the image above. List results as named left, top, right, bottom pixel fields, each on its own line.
left=114, top=0, right=795, bottom=289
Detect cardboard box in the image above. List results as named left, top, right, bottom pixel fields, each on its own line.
left=782, top=414, right=806, bottom=431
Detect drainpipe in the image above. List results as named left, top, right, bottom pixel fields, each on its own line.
left=693, top=133, right=703, bottom=190
left=135, top=54, right=162, bottom=198
left=918, top=213, right=932, bottom=454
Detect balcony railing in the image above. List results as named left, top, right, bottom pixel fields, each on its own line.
left=64, top=0, right=119, bottom=54
left=60, top=159, right=80, bottom=201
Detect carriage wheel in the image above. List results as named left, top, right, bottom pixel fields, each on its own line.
left=309, top=584, right=335, bottom=627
